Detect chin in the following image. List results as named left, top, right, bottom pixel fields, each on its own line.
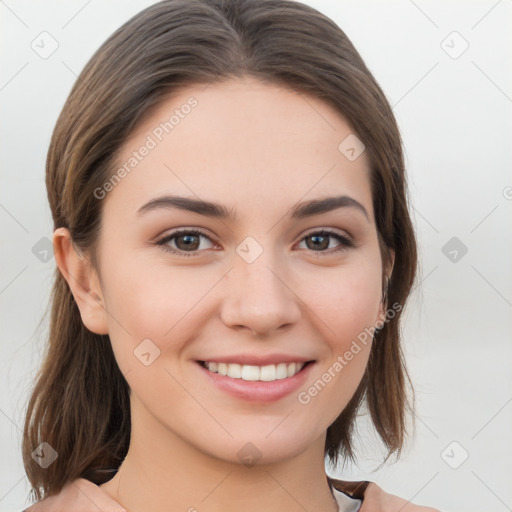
left=203, top=431, right=318, bottom=468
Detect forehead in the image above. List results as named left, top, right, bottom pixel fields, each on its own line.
left=105, top=77, right=373, bottom=223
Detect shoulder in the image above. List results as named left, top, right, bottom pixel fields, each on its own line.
left=22, top=478, right=126, bottom=512
left=362, top=482, right=442, bottom=512
left=329, top=477, right=442, bottom=512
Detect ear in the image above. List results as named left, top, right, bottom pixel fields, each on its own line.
left=53, top=227, right=109, bottom=335
left=376, top=249, right=395, bottom=328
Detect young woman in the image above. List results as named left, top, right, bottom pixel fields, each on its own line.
left=21, top=1, right=439, bottom=510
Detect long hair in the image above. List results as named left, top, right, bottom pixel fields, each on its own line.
left=23, top=0, right=417, bottom=500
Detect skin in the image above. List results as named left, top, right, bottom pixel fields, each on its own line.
left=38, top=77, right=438, bottom=512
left=24, top=477, right=441, bottom=512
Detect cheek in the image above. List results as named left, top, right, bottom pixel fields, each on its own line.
left=296, top=258, right=382, bottom=345
left=99, top=256, right=219, bottom=366
left=294, top=262, right=381, bottom=415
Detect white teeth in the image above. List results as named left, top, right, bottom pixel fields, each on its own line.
left=204, top=361, right=306, bottom=381
left=260, top=364, right=276, bottom=381
left=241, top=365, right=260, bottom=381
left=227, top=363, right=241, bottom=379
left=276, top=362, right=288, bottom=379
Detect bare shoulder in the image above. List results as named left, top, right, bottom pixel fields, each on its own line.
left=23, top=478, right=126, bottom=512
left=360, top=482, right=442, bottom=512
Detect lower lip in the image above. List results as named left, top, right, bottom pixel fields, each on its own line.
left=196, top=361, right=315, bottom=403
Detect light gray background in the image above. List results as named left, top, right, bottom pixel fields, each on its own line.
left=1, top=1, right=511, bottom=511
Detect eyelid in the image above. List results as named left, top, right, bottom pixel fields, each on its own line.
left=301, top=226, right=352, bottom=241
left=155, top=228, right=218, bottom=257
left=296, top=228, right=355, bottom=253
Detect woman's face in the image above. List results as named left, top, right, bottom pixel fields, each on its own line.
left=91, top=76, right=388, bottom=465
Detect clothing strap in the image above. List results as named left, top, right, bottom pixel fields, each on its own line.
left=328, top=477, right=371, bottom=500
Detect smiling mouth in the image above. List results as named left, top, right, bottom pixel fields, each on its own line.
left=197, top=360, right=314, bottom=382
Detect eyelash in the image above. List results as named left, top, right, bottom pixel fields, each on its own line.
left=155, top=228, right=354, bottom=258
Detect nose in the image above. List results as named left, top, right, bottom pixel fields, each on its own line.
left=220, top=250, right=302, bottom=337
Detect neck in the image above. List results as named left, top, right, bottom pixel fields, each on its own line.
left=100, top=399, right=340, bottom=512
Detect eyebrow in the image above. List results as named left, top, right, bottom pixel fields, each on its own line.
left=137, top=194, right=369, bottom=222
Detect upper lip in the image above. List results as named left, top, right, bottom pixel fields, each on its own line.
left=197, top=354, right=315, bottom=366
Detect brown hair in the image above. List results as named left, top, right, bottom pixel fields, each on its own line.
left=23, top=0, right=417, bottom=501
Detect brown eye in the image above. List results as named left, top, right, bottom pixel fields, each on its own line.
left=298, top=230, right=354, bottom=254
left=174, top=233, right=201, bottom=251
left=156, top=229, right=215, bottom=257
